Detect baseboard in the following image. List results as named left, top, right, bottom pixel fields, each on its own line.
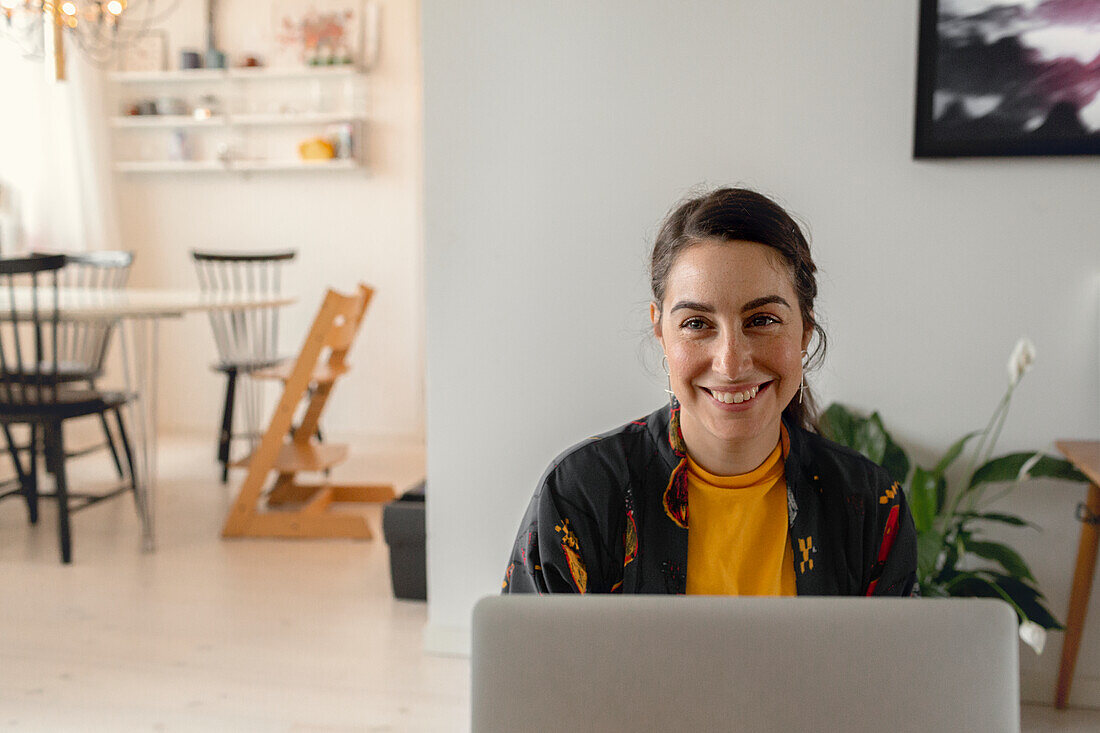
left=423, top=623, right=471, bottom=658
left=1021, top=671, right=1100, bottom=710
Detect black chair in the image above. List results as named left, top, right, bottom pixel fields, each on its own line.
left=0, top=254, right=140, bottom=563
left=50, top=251, right=134, bottom=473
left=192, top=249, right=296, bottom=482
left=3, top=251, right=136, bottom=482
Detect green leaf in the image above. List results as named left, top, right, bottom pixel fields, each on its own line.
left=820, top=403, right=886, bottom=464
left=869, top=412, right=910, bottom=485
left=962, top=539, right=1036, bottom=582
left=956, top=511, right=1038, bottom=530
left=981, top=572, right=1063, bottom=631
left=819, top=403, right=860, bottom=449
left=933, top=430, right=981, bottom=477
left=820, top=404, right=910, bottom=485
left=931, top=529, right=970, bottom=585
left=969, top=453, right=1088, bottom=492
left=941, top=537, right=960, bottom=575
left=935, top=475, right=948, bottom=521
left=916, top=530, right=943, bottom=587
left=944, top=571, right=1001, bottom=599
left=853, top=414, right=889, bottom=466
left=946, top=571, right=1063, bottom=630
left=908, top=466, right=938, bottom=535
left=943, top=572, right=1034, bottom=626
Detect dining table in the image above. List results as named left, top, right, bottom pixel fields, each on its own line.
left=1, top=286, right=297, bottom=552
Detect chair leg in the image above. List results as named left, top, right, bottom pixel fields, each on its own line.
left=218, top=368, right=238, bottom=484
left=27, top=424, right=39, bottom=525
left=43, top=421, right=72, bottom=564
left=2, top=423, right=36, bottom=524
left=113, top=407, right=142, bottom=516
left=316, top=423, right=330, bottom=478
left=2, top=423, right=23, bottom=472
left=90, top=380, right=125, bottom=478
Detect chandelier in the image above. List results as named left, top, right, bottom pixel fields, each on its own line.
left=1, top=0, right=179, bottom=81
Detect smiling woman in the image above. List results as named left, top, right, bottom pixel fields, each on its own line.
left=653, top=241, right=809, bottom=477
left=502, top=187, right=917, bottom=598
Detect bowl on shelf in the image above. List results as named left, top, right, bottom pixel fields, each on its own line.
left=298, top=137, right=335, bottom=160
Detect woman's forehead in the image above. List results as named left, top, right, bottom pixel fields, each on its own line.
left=665, top=240, right=794, bottom=301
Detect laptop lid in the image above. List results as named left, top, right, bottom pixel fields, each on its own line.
left=472, top=596, right=1019, bottom=733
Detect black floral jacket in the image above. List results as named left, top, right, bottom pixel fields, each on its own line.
left=502, top=405, right=917, bottom=596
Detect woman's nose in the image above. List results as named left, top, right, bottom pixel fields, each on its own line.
left=713, top=331, right=750, bottom=376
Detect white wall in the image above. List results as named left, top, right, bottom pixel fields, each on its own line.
left=423, top=0, right=1100, bottom=705
left=114, top=0, right=424, bottom=445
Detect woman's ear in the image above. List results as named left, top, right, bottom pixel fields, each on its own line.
left=802, top=314, right=814, bottom=353
left=650, top=302, right=663, bottom=341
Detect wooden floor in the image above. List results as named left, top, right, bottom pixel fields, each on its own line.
left=0, top=432, right=467, bottom=732
left=0, top=431, right=1098, bottom=731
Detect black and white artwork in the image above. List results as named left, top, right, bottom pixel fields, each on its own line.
left=914, top=0, right=1100, bottom=157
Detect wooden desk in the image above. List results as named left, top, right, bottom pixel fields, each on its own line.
left=1054, top=440, right=1100, bottom=708
left=1, top=287, right=296, bottom=552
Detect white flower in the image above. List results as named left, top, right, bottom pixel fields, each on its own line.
left=1007, top=337, right=1036, bottom=386
left=1019, top=620, right=1046, bottom=655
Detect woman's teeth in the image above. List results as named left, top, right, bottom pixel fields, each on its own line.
left=711, top=386, right=759, bottom=404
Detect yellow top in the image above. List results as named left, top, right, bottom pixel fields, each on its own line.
left=685, top=433, right=797, bottom=596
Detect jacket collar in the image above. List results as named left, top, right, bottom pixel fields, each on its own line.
left=654, top=403, right=808, bottom=528
left=654, top=400, right=807, bottom=473
left=648, top=400, right=685, bottom=472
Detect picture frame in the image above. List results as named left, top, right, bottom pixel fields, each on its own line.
left=272, top=0, right=380, bottom=68
left=120, top=30, right=168, bottom=73
left=913, top=0, right=1100, bottom=158
left=273, top=0, right=360, bottom=67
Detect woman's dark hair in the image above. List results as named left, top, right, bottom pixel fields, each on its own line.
left=650, top=187, right=826, bottom=430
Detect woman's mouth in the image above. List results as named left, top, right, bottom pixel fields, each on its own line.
left=704, top=382, right=770, bottom=406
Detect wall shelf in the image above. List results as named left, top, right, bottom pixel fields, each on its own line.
left=109, top=69, right=229, bottom=83
left=109, top=66, right=361, bottom=83
left=111, top=113, right=365, bottom=129
left=230, top=112, right=367, bottom=126
left=114, top=159, right=361, bottom=173
left=109, top=66, right=367, bottom=173
left=114, top=160, right=226, bottom=173
left=111, top=115, right=226, bottom=128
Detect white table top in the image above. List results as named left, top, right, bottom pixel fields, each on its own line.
left=0, top=287, right=297, bottom=320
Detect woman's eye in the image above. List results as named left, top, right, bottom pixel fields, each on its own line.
left=681, top=317, right=708, bottom=330
left=747, top=314, right=780, bottom=328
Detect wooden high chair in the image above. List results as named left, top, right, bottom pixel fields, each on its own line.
left=221, top=283, right=395, bottom=539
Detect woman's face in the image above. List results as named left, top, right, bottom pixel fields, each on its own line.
left=651, top=239, right=811, bottom=474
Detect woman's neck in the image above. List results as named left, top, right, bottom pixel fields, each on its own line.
left=679, top=413, right=783, bottom=477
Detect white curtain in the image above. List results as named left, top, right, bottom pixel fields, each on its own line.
left=0, top=33, right=119, bottom=256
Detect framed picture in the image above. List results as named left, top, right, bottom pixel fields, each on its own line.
left=120, top=30, right=168, bottom=72
left=914, top=0, right=1100, bottom=158
left=272, top=0, right=380, bottom=68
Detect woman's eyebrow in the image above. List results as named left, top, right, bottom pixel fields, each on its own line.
left=670, top=295, right=792, bottom=314
left=741, top=295, right=791, bottom=312
left=669, top=300, right=714, bottom=314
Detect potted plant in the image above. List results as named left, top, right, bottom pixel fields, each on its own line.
left=819, top=338, right=1087, bottom=653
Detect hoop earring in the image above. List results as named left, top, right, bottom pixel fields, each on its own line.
left=799, top=350, right=808, bottom=406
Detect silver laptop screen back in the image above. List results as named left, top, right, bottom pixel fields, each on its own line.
left=472, top=596, right=1019, bottom=733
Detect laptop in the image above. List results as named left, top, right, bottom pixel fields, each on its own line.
left=471, top=595, right=1019, bottom=733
